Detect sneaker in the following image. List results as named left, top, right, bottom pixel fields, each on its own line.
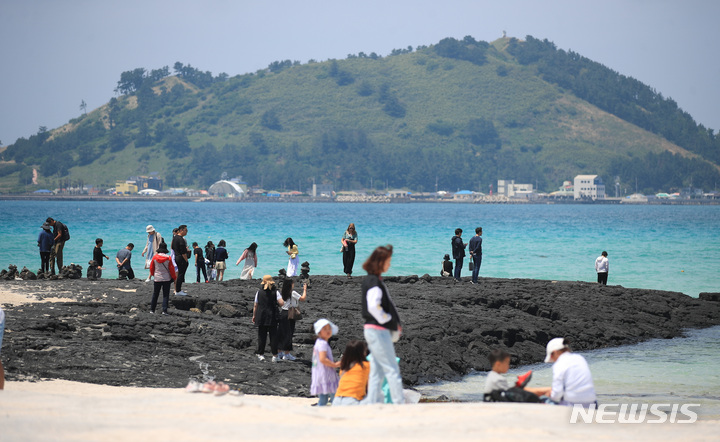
left=257, top=354, right=265, bottom=361
left=175, top=291, right=188, bottom=296
left=271, top=356, right=279, bottom=363
left=161, top=311, right=168, bottom=316
left=283, top=353, right=297, bottom=361
left=150, top=310, right=155, bottom=314
left=145, top=277, right=151, bottom=283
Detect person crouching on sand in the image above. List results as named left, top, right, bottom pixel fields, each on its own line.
left=333, top=340, right=370, bottom=406
left=361, top=245, right=404, bottom=404
left=536, top=337, right=597, bottom=407
left=311, top=318, right=340, bottom=406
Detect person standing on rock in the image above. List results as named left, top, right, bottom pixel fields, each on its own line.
left=205, top=241, right=216, bottom=281
left=116, top=243, right=135, bottom=280
left=361, top=245, right=404, bottom=404
left=141, top=225, right=162, bottom=282
left=236, top=242, right=258, bottom=280
left=468, top=227, right=483, bottom=284
left=93, top=238, right=109, bottom=279
left=595, top=251, right=609, bottom=285
left=0, top=305, right=5, bottom=389
left=149, top=241, right=176, bottom=315
left=342, top=223, right=358, bottom=278
left=277, top=278, right=307, bottom=361
left=214, top=240, right=229, bottom=282
left=37, top=222, right=54, bottom=274
left=252, top=275, right=283, bottom=362
left=192, top=242, right=208, bottom=283
left=46, top=217, right=69, bottom=275
left=284, top=238, right=299, bottom=277
left=171, top=225, right=189, bottom=296
left=451, top=228, right=466, bottom=282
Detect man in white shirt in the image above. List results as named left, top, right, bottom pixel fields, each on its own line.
left=538, top=338, right=597, bottom=407
left=595, top=251, right=609, bottom=285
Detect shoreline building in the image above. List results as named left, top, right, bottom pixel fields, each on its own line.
left=497, top=180, right=536, bottom=200
left=573, top=175, right=605, bottom=200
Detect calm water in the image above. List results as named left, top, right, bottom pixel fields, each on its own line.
left=0, top=201, right=718, bottom=296
left=415, top=325, right=720, bottom=420
left=1, top=200, right=718, bottom=414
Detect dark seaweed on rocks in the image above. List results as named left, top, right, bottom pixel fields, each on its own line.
left=1, top=276, right=719, bottom=397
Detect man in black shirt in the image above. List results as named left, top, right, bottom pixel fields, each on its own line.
left=93, top=238, right=110, bottom=279
left=171, top=225, right=190, bottom=296
left=46, top=217, right=68, bottom=275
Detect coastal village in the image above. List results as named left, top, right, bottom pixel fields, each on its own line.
left=25, top=173, right=720, bottom=204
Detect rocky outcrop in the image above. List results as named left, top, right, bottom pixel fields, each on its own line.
left=1, top=276, right=719, bottom=396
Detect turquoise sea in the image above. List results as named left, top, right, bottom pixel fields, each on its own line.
left=1, top=200, right=718, bottom=419
left=0, top=201, right=718, bottom=296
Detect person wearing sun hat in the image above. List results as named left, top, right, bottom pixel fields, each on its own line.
left=311, top=318, right=340, bottom=406
left=142, top=225, right=163, bottom=282
left=253, top=275, right=283, bottom=362
left=536, top=337, right=597, bottom=407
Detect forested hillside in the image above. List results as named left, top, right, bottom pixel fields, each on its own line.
left=2, top=36, right=718, bottom=194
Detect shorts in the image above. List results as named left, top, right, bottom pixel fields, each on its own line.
left=215, top=261, right=227, bottom=270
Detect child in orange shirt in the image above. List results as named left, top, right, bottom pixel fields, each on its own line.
left=333, top=340, right=370, bottom=406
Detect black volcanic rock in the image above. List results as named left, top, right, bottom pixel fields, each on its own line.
left=1, top=276, right=719, bottom=397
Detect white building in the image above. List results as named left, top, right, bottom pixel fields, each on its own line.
left=208, top=180, right=245, bottom=198
left=573, top=175, right=605, bottom=200
left=497, top=180, right=535, bottom=199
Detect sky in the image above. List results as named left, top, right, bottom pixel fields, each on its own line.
left=1, top=0, right=718, bottom=146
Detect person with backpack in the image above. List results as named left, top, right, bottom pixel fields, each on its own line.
left=46, top=217, right=69, bottom=275
left=37, top=222, right=54, bottom=274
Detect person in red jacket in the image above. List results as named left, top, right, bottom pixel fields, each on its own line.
left=149, top=242, right=177, bottom=315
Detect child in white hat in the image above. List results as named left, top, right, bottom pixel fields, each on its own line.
left=310, top=318, right=340, bottom=406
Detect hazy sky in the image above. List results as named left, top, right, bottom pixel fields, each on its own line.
left=1, top=0, right=718, bottom=145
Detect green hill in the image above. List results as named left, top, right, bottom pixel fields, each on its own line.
left=2, top=35, right=719, bottom=194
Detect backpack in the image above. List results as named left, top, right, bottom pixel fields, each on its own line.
left=205, top=246, right=215, bottom=262
left=484, top=387, right=541, bottom=403
left=62, top=224, right=70, bottom=241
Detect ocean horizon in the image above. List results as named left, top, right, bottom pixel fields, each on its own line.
left=0, top=200, right=717, bottom=297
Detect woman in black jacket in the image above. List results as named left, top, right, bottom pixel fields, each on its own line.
left=252, top=275, right=283, bottom=362
left=361, top=245, right=404, bottom=404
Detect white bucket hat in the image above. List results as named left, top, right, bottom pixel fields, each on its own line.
left=545, top=337, right=567, bottom=363
left=313, top=318, right=338, bottom=336
left=146, top=225, right=155, bottom=233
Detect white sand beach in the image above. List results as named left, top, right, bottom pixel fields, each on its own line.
left=1, top=380, right=717, bottom=441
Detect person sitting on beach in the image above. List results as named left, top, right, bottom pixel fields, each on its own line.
left=311, top=318, right=341, bottom=406
left=483, top=348, right=545, bottom=403
left=333, top=340, right=370, bottom=406
left=116, top=243, right=135, bottom=280
left=536, top=338, right=597, bottom=407
left=236, top=242, right=258, bottom=280
left=441, top=254, right=453, bottom=277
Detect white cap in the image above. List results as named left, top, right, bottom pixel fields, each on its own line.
left=545, top=337, right=566, bottom=363
left=313, top=318, right=338, bottom=336
left=146, top=225, right=155, bottom=233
